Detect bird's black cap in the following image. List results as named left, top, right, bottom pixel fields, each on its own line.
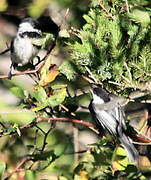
left=91, top=84, right=110, bottom=102
left=21, top=17, right=41, bottom=30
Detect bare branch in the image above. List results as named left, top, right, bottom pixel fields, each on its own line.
left=0, top=117, right=97, bottom=138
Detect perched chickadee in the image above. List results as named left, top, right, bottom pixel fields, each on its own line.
left=89, top=84, right=139, bottom=163
left=10, top=18, right=42, bottom=76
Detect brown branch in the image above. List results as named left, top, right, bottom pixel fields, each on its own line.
left=0, top=117, right=96, bottom=138
left=37, top=117, right=95, bottom=128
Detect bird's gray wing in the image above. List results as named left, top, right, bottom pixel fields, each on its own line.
left=92, top=103, right=118, bottom=135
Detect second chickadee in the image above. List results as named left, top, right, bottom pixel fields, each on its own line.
left=10, top=18, right=42, bottom=76
left=89, top=84, right=139, bottom=164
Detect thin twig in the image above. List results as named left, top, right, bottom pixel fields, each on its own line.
left=125, top=0, right=130, bottom=13
left=41, top=127, right=53, bottom=152
left=85, top=66, right=98, bottom=84
left=33, top=129, right=39, bottom=153
left=73, top=125, right=79, bottom=163
left=99, top=2, right=114, bottom=20
left=60, top=104, right=76, bottom=116
left=0, top=48, right=10, bottom=55
left=35, top=124, right=46, bottom=135
left=0, top=61, right=44, bottom=79
left=0, top=122, right=6, bottom=128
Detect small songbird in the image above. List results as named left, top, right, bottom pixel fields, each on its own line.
left=10, top=17, right=42, bottom=77
left=89, top=84, right=139, bottom=163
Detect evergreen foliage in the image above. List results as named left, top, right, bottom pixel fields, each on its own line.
left=61, top=0, right=151, bottom=96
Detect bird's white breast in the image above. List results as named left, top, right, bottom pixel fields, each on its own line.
left=11, top=36, right=38, bottom=65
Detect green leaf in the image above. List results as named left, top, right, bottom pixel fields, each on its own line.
left=54, top=143, right=67, bottom=156
left=31, top=85, right=47, bottom=103
left=128, top=7, right=150, bottom=27
left=47, top=88, right=67, bottom=107
left=0, top=162, right=6, bottom=179
left=0, top=108, right=36, bottom=124
left=10, top=86, right=25, bottom=99
left=42, top=33, right=54, bottom=49
left=51, top=84, right=67, bottom=90
left=59, top=61, right=77, bottom=80
left=25, top=170, right=36, bottom=180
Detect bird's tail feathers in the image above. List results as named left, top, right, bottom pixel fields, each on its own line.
left=119, top=133, right=139, bottom=164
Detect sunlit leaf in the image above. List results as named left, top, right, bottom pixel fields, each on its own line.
left=0, top=108, right=36, bottom=124
left=32, top=37, right=45, bottom=47
left=74, top=170, right=89, bottom=180
left=42, top=33, right=54, bottom=48
left=112, top=147, right=129, bottom=171
left=128, top=7, right=150, bottom=27
left=32, top=104, right=47, bottom=112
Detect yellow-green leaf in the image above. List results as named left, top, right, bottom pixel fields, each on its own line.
left=10, top=87, right=25, bottom=99
left=0, top=108, right=36, bottom=125
left=47, top=88, right=67, bottom=107
left=112, top=147, right=129, bottom=171
left=128, top=8, right=150, bottom=27
left=39, top=70, right=59, bottom=86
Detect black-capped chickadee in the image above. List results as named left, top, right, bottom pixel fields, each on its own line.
left=89, top=84, right=139, bottom=163
left=9, top=17, right=42, bottom=77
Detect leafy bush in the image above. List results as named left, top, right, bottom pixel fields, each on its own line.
left=0, top=0, right=151, bottom=179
